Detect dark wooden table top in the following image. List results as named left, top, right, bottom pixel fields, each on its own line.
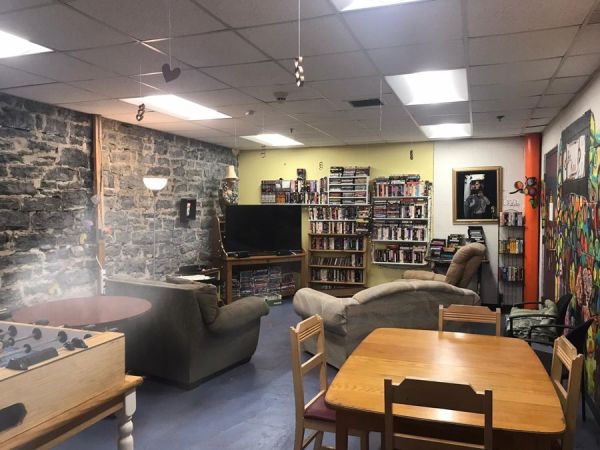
left=11, top=296, right=151, bottom=328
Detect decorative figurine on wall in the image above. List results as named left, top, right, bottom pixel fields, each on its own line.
left=219, top=165, right=239, bottom=212
left=511, top=177, right=539, bottom=208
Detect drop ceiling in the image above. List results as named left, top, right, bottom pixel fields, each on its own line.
left=0, top=0, right=599, bottom=149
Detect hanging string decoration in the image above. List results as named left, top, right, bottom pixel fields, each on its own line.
left=510, top=176, right=539, bottom=207
left=294, top=0, right=304, bottom=87
left=136, top=103, right=146, bottom=122
left=162, top=0, right=181, bottom=83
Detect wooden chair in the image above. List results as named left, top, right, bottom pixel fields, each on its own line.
left=384, top=378, right=493, bottom=450
left=550, top=336, right=584, bottom=450
left=290, top=315, right=369, bottom=450
left=438, top=304, right=502, bottom=336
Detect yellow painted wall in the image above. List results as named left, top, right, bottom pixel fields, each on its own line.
left=237, top=142, right=434, bottom=287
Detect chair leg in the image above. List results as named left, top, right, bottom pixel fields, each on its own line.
left=359, top=431, right=369, bottom=450
left=294, top=426, right=304, bottom=450
left=314, top=431, right=324, bottom=450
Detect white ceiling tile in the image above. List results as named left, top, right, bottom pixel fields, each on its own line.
left=143, top=121, right=221, bottom=133
left=57, top=99, right=139, bottom=115
left=571, top=23, right=600, bottom=55
left=194, top=0, right=334, bottom=27
left=182, top=89, right=258, bottom=107
left=470, top=80, right=549, bottom=100
left=240, top=16, right=360, bottom=59
left=538, top=93, right=573, bottom=108
left=527, top=117, right=551, bottom=127
left=0, top=1, right=52, bottom=14
left=473, top=110, right=532, bottom=124
left=3, top=83, right=106, bottom=103
left=471, top=96, right=540, bottom=112
left=70, top=43, right=179, bottom=76
left=308, top=77, right=389, bottom=101
left=141, top=69, right=227, bottom=93
left=273, top=98, right=337, bottom=114
left=532, top=107, right=562, bottom=118
left=103, top=111, right=183, bottom=124
left=0, top=4, right=133, bottom=51
left=0, top=65, right=53, bottom=89
left=466, top=0, right=595, bottom=36
left=196, top=118, right=264, bottom=134
left=203, top=62, right=291, bottom=88
left=212, top=103, right=274, bottom=119
left=151, top=31, right=266, bottom=67
left=68, top=0, right=225, bottom=40
left=369, top=40, right=465, bottom=75
left=240, top=84, right=322, bottom=102
left=469, top=59, right=561, bottom=84
left=69, top=77, right=160, bottom=99
left=469, top=27, right=578, bottom=66
left=407, top=102, right=470, bottom=123
left=343, top=0, right=463, bottom=49
left=289, top=52, right=378, bottom=82
left=556, top=54, right=600, bottom=77
left=546, top=76, right=589, bottom=95
left=175, top=128, right=231, bottom=139
left=523, top=125, right=546, bottom=133
left=1, top=53, right=116, bottom=82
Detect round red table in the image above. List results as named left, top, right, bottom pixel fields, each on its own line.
left=11, top=296, right=151, bottom=328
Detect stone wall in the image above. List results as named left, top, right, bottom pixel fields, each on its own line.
left=101, top=119, right=235, bottom=279
left=0, top=93, right=97, bottom=308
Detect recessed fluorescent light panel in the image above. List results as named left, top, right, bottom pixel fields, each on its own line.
left=385, top=69, right=468, bottom=105
left=334, top=0, right=427, bottom=11
left=242, top=134, right=303, bottom=147
left=420, top=123, right=472, bottom=139
left=120, top=95, right=230, bottom=120
left=0, top=30, right=52, bottom=59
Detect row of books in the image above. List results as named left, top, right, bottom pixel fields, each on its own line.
left=260, top=179, right=326, bottom=204
left=500, top=211, right=524, bottom=226
left=310, top=236, right=364, bottom=251
left=373, top=245, right=427, bottom=264
left=330, top=166, right=370, bottom=177
left=499, top=239, right=524, bottom=254
left=372, top=224, right=427, bottom=241
left=467, top=226, right=486, bottom=245
left=499, top=266, right=524, bottom=282
left=308, top=206, right=371, bottom=221
left=310, top=221, right=361, bottom=235
left=372, top=176, right=431, bottom=198
left=310, top=254, right=364, bottom=267
left=311, top=268, right=364, bottom=283
left=231, top=266, right=295, bottom=299
left=373, top=202, right=428, bottom=219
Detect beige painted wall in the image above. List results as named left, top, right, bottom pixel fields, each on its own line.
left=237, top=142, right=434, bottom=287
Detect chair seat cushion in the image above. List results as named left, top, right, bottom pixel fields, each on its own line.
left=304, top=392, right=336, bottom=422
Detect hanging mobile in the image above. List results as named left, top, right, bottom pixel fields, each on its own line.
left=162, top=0, right=181, bottom=83
left=136, top=62, right=145, bottom=122
left=294, top=0, right=304, bottom=87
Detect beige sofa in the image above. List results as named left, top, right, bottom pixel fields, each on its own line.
left=293, top=280, right=480, bottom=368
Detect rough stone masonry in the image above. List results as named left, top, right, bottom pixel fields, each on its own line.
left=0, top=93, right=236, bottom=308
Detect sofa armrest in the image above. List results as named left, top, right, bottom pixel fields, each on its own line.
left=208, top=297, right=269, bottom=335
left=354, top=280, right=479, bottom=305
left=293, top=288, right=359, bottom=336
left=402, top=270, right=446, bottom=282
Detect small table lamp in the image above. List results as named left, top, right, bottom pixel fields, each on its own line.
left=143, top=176, right=168, bottom=278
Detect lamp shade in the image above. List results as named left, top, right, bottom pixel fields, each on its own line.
left=143, top=177, right=168, bottom=191
left=224, top=165, right=238, bottom=180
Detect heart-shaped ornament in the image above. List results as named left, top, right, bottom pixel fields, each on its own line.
left=162, top=63, right=181, bottom=83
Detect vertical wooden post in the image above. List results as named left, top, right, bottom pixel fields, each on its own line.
left=524, top=133, right=541, bottom=305
left=92, top=115, right=105, bottom=294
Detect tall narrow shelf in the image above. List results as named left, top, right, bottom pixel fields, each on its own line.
left=370, top=176, right=432, bottom=266
left=308, top=204, right=370, bottom=295
left=498, top=211, right=525, bottom=308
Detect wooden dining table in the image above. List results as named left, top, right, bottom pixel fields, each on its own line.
left=326, top=328, right=565, bottom=450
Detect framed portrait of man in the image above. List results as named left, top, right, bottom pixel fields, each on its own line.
left=453, top=166, right=502, bottom=224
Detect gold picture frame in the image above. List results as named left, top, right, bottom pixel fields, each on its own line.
left=453, top=166, right=503, bottom=224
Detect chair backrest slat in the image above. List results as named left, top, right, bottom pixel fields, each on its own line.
left=384, top=378, right=493, bottom=450
left=439, top=304, right=501, bottom=336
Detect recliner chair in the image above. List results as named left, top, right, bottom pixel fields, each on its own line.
left=403, top=242, right=486, bottom=288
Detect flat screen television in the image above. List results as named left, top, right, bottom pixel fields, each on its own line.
left=224, top=205, right=302, bottom=254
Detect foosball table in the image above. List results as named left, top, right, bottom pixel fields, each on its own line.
left=0, top=321, right=142, bottom=450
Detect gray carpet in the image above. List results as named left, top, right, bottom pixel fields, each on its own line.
left=59, top=299, right=600, bottom=450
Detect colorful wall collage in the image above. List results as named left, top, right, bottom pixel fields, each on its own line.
left=552, top=109, right=600, bottom=414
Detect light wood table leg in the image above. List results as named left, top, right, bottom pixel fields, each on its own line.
left=117, top=390, right=136, bottom=450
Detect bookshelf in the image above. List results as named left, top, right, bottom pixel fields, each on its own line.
left=260, top=178, right=327, bottom=204
left=370, top=175, right=432, bottom=266
left=308, top=203, right=370, bottom=295
left=327, top=166, right=370, bottom=205
left=498, top=211, right=524, bottom=307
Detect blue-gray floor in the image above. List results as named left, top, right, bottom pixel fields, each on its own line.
left=59, top=300, right=599, bottom=450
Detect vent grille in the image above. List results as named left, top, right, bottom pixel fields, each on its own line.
left=348, top=98, right=383, bottom=108
left=588, top=4, right=600, bottom=24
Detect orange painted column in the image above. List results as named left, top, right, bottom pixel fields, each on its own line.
left=524, top=134, right=541, bottom=305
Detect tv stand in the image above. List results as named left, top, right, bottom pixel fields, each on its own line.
left=211, top=216, right=306, bottom=304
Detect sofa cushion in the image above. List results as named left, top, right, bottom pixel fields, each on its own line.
left=353, top=280, right=479, bottom=304
left=304, top=392, right=336, bottom=422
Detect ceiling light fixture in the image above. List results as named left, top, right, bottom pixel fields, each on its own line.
left=385, top=69, right=468, bottom=105
left=334, top=0, right=427, bottom=11
left=420, top=123, right=472, bottom=139
left=121, top=94, right=230, bottom=120
left=242, top=134, right=304, bottom=147
left=0, top=30, right=52, bottom=59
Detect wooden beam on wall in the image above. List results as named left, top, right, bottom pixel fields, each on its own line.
left=92, top=115, right=105, bottom=294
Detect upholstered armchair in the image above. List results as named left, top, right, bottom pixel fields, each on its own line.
left=403, top=242, right=486, bottom=288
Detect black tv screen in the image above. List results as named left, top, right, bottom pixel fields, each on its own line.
left=224, top=205, right=302, bottom=254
